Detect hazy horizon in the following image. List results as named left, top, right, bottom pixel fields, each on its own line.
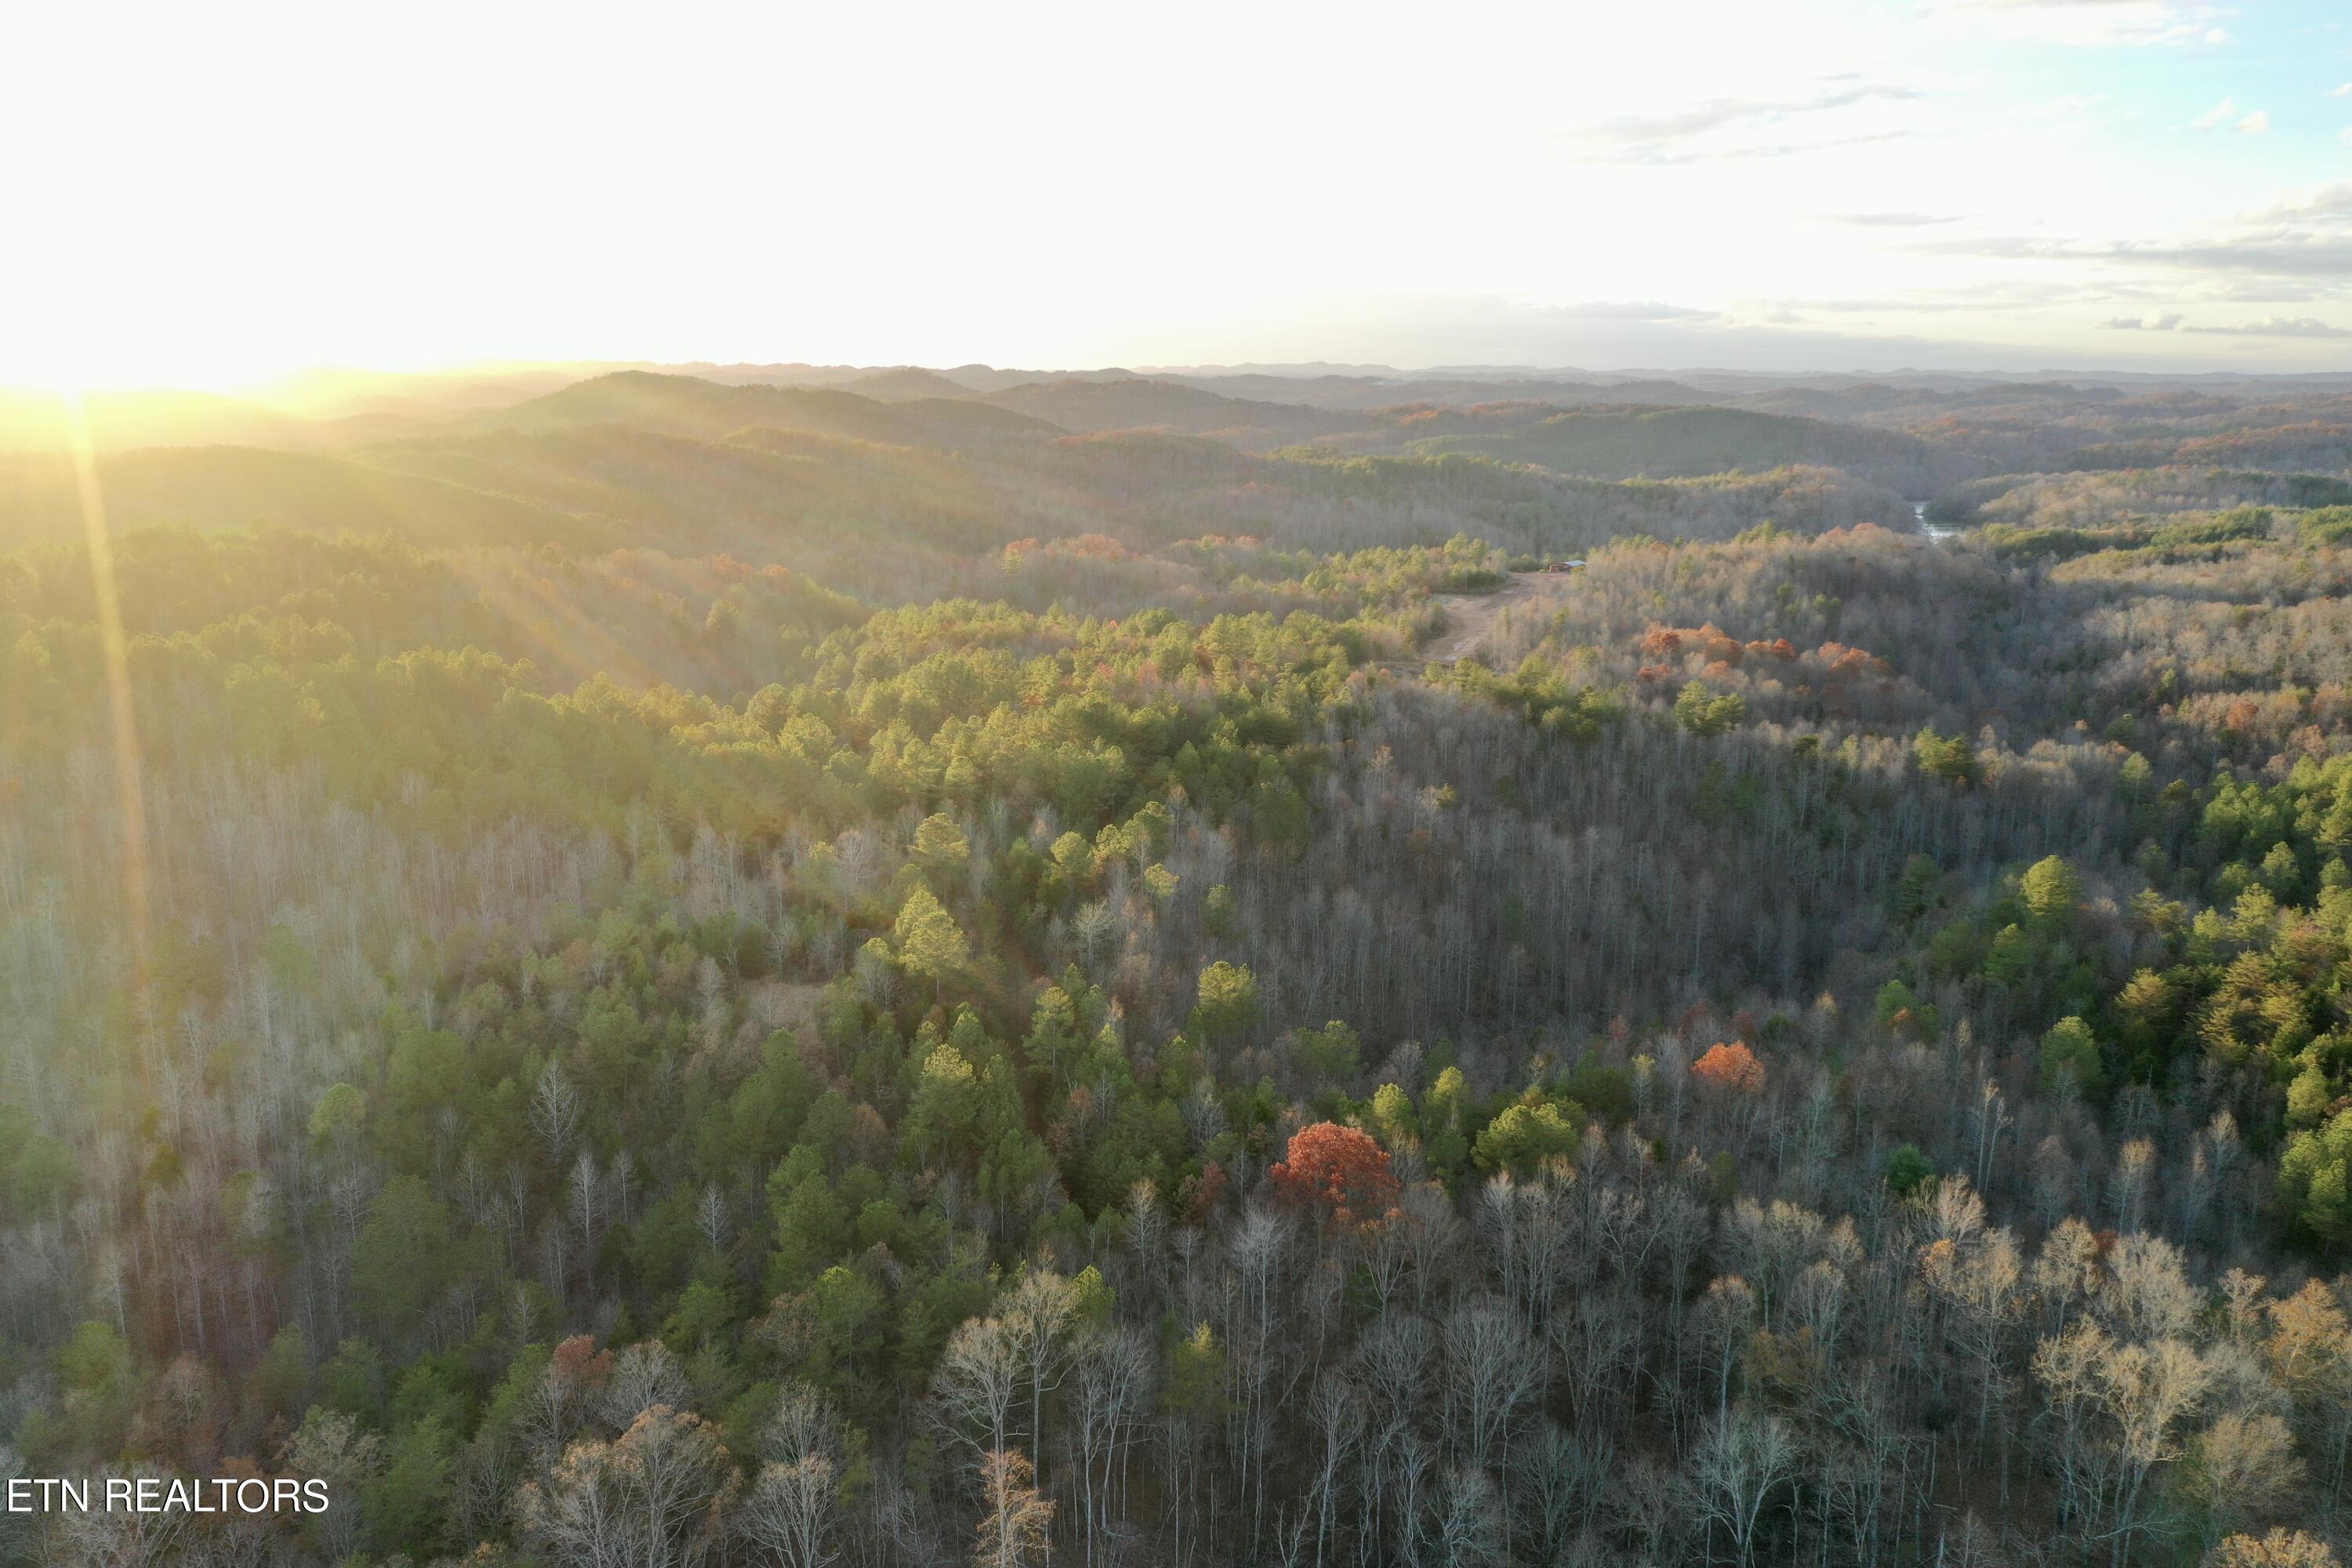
left=16, top=347, right=2352, bottom=412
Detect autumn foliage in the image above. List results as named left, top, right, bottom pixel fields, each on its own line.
left=1635, top=621, right=1879, bottom=689
left=1269, top=1122, right=1400, bottom=1224
left=1691, top=1040, right=1766, bottom=1094
left=550, top=1333, right=614, bottom=1390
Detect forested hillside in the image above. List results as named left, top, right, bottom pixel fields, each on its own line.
left=3, top=368, right=2352, bottom=1568
left=1349, top=404, right=1986, bottom=497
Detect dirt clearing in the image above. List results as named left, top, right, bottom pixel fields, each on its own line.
left=1423, top=571, right=1580, bottom=664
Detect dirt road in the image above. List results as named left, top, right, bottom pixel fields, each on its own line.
left=1424, top=571, right=1578, bottom=664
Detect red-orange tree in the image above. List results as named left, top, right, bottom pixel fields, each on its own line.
left=1269, top=1122, right=1399, bottom=1225
left=1692, top=1040, right=1766, bottom=1094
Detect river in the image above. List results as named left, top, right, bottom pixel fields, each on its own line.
left=1910, top=500, right=1958, bottom=542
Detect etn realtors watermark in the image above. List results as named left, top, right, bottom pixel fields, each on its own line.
left=7, top=1475, right=331, bottom=1515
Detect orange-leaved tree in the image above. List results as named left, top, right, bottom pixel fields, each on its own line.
left=1269, top=1122, right=1400, bottom=1225
left=1692, top=1040, right=1766, bottom=1095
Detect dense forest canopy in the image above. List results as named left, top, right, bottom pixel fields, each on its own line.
left=4, top=363, right=2352, bottom=1568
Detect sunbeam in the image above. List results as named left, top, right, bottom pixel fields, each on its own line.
left=60, top=386, right=156, bottom=1036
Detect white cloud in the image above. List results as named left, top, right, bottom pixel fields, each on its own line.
left=2241, top=183, right=2352, bottom=223
left=1563, top=82, right=1925, bottom=163
left=1926, top=0, right=2240, bottom=49
left=1553, top=301, right=1721, bottom=322
left=2184, top=316, right=2352, bottom=337
left=2100, top=311, right=2186, bottom=330
left=2332, top=83, right=2351, bottom=99
left=2188, top=100, right=2267, bottom=135
left=1817, top=211, right=1971, bottom=227
left=1923, top=230, right=2352, bottom=284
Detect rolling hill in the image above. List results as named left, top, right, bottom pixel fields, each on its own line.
left=978, top=377, right=1336, bottom=448
left=1370, top=402, right=1987, bottom=494
left=474, top=371, right=1061, bottom=448
left=841, top=368, right=987, bottom=401
left=0, top=445, right=585, bottom=549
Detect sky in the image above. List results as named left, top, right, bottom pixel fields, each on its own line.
left=4, top=0, right=2350, bottom=387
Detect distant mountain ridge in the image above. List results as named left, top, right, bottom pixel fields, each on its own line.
left=475, top=371, right=1059, bottom=447
left=9, top=363, right=2352, bottom=564
left=1346, top=401, right=1985, bottom=492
